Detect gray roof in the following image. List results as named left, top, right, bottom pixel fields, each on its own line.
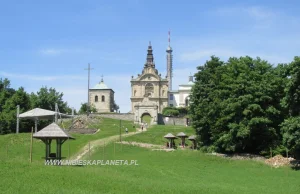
left=33, top=123, right=74, bottom=139
left=19, top=108, right=72, bottom=120
left=177, top=132, right=188, bottom=137
left=188, top=135, right=196, bottom=140
left=91, top=80, right=110, bottom=89
left=164, top=133, right=177, bottom=139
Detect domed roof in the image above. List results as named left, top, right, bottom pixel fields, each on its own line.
left=187, top=81, right=195, bottom=85
left=91, top=80, right=109, bottom=89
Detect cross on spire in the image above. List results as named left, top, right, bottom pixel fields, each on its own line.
left=101, top=75, right=104, bottom=82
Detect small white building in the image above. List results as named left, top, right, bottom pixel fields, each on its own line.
left=89, top=78, right=115, bottom=113
left=168, top=75, right=194, bottom=107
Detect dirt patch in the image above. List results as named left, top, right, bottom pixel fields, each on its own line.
left=208, top=153, right=266, bottom=161
left=70, top=131, right=142, bottom=160
left=265, top=155, right=296, bottom=168
left=117, top=141, right=163, bottom=149
left=69, top=128, right=99, bottom=134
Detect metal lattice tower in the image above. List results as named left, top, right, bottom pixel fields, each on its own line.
left=166, top=30, right=173, bottom=91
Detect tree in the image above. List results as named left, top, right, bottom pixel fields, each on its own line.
left=280, top=117, right=300, bottom=159
left=162, top=107, right=180, bottom=116
left=190, top=56, right=287, bottom=154
left=280, top=57, right=300, bottom=158
left=78, top=103, right=97, bottom=114
left=30, top=86, right=71, bottom=113
left=0, top=87, right=32, bottom=133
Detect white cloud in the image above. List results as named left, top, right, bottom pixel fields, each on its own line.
left=179, top=48, right=292, bottom=65
left=180, top=49, right=244, bottom=62
left=38, top=48, right=92, bottom=56
left=39, top=49, right=67, bottom=56
left=0, top=71, right=86, bottom=81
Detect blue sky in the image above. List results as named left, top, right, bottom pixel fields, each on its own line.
left=1, top=0, right=300, bottom=113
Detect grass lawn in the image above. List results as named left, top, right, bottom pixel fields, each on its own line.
left=0, top=121, right=300, bottom=194
left=125, top=124, right=194, bottom=146
left=0, top=117, right=135, bottom=162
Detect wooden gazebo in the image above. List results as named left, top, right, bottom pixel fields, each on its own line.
left=18, top=107, right=73, bottom=133
left=188, top=135, right=197, bottom=149
left=176, top=132, right=188, bottom=148
left=164, top=133, right=177, bottom=149
left=33, top=122, right=74, bottom=161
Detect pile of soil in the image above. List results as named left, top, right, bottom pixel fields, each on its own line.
left=67, top=115, right=102, bottom=134
left=71, top=115, right=103, bottom=129
left=265, top=155, right=295, bottom=167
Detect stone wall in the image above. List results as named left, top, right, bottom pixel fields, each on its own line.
left=92, top=113, right=134, bottom=121
left=157, top=114, right=190, bottom=126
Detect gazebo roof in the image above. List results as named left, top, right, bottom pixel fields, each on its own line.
left=188, top=135, right=196, bottom=140
left=164, top=133, right=177, bottom=139
left=19, top=108, right=72, bottom=120
left=177, top=132, right=188, bottom=137
left=33, top=123, right=74, bottom=139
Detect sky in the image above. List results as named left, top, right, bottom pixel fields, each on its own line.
left=1, top=0, right=300, bottom=113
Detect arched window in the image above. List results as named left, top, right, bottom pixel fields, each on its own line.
left=145, top=83, right=154, bottom=97
left=101, top=95, right=105, bottom=102
left=95, top=95, right=98, bottom=102
left=185, top=97, right=189, bottom=106
left=134, top=90, right=136, bottom=96
left=162, top=90, right=165, bottom=96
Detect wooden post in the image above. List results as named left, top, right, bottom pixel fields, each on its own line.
left=6, top=143, right=8, bottom=159
left=270, top=147, right=272, bottom=158
left=88, top=142, right=91, bottom=158
left=16, top=105, right=20, bottom=134
left=68, top=141, right=70, bottom=158
left=114, top=141, right=116, bottom=157
left=30, top=127, right=33, bottom=163
left=103, top=141, right=105, bottom=160
left=119, top=120, right=122, bottom=142
left=286, top=148, right=288, bottom=158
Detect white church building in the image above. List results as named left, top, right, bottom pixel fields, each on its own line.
left=168, top=75, right=194, bottom=107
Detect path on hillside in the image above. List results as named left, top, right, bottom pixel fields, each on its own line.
left=71, top=129, right=145, bottom=160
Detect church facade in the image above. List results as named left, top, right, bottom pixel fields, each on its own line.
left=130, top=43, right=169, bottom=124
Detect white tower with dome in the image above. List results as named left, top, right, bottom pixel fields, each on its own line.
left=89, top=77, right=116, bottom=113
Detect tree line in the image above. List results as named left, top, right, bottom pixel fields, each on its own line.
left=0, top=78, right=73, bottom=134
left=190, top=56, right=300, bottom=159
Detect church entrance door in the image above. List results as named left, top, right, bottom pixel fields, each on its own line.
left=141, top=113, right=152, bottom=125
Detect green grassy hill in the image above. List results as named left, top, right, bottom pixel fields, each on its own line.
left=0, top=117, right=135, bottom=162
left=0, top=118, right=300, bottom=194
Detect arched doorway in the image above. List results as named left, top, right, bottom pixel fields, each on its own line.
left=141, top=113, right=152, bottom=125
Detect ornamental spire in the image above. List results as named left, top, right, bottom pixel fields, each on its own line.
left=145, top=41, right=155, bottom=67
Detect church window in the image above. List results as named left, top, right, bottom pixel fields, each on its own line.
left=162, top=90, right=165, bottom=96
left=185, top=97, right=189, bottom=106
left=145, top=83, right=154, bottom=97
left=102, top=95, right=105, bottom=102
left=170, top=104, right=173, bottom=107
left=170, top=94, right=174, bottom=100
left=134, top=90, right=136, bottom=96
left=95, top=95, right=98, bottom=102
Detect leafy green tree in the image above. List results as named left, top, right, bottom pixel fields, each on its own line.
left=162, top=107, right=180, bottom=116
left=280, top=57, right=300, bottom=158
left=30, top=86, right=71, bottom=113
left=280, top=117, right=300, bottom=159
left=190, top=56, right=287, bottom=154
left=78, top=103, right=97, bottom=114
left=0, top=87, right=32, bottom=133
